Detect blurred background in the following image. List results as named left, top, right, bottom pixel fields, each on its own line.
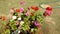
left=0, top=0, right=60, bottom=34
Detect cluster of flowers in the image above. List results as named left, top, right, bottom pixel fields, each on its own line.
left=0, top=5, right=52, bottom=34
left=9, top=6, right=41, bottom=34
left=0, top=1, right=52, bottom=34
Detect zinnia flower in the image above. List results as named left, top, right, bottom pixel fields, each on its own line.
left=10, top=9, right=14, bottom=14
left=12, top=16, right=17, bottom=20
left=20, top=21, right=24, bottom=26
left=20, top=8, right=24, bottom=13
left=46, top=7, right=52, bottom=11
left=20, top=1, right=24, bottom=5
left=25, top=12, right=29, bottom=16
left=43, top=7, right=52, bottom=16
left=30, top=12, right=34, bottom=16
left=34, top=21, right=40, bottom=28
left=1, top=16, right=7, bottom=21
left=31, top=6, right=39, bottom=11
left=16, top=8, right=20, bottom=13
left=43, top=12, right=47, bottom=17
left=18, top=17, right=21, bottom=20
left=46, top=10, right=52, bottom=16
left=31, top=28, right=34, bottom=32
left=43, top=10, right=52, bottom=16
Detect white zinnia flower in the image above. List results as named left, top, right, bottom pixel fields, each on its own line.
left=18, top=30, right=21, bottom=33
left=31, top=28, right=34, bottom=32
left=20, top=21, right=24, bottom=26
left=12, top=16, right=17, bottom=20
left=18, top=17, right=21, bottom=20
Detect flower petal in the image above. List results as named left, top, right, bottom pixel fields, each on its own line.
left=46, top=10, right=52, bottom=16
left=12, top=16, right=17, bottom=20
left=34, top=21, right=40, bottom=28
left=25, top=12, right=29, bottom=16
left=20, top=8, right=24, bottom=13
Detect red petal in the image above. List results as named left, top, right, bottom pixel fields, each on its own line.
left=34, top=6, right=39, bottom=11
left=46, top=7, right=52, bottom=11
left=43, top=12, right=47, bottom=16
left=31, top=6, right=39, bottom=11
left=31, top=13, right=34, bottom=16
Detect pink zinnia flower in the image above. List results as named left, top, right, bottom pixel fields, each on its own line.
left=25, top=12, right=29, bottom=16
left=20, top=1, right=24, bottom=5
left=43, top=7, right=52, bottom=16
left=20, top=8, right=24, bottom=13
left=45, top=10, right=52, bottom=16
left=10, top=9, right=14, bottom=14
left=34, top=21, right=40, bottom=28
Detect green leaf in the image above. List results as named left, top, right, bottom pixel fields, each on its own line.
left=5, top=29, right=10, bottom=34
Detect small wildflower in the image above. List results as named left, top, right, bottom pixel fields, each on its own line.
left=16, top=8, right=20, bottom=13
left=45, top=10, right=52, bottom=16
left=10, top=9, right=14, bottom=14
left=25, top=12, right=29, bottom=16
left=20, top=8, right=24, bottom=13
left=30, top=12, right=34, bottom=16
left=20, top=21, right=24, bottom=26
left=18, top=17, right=21, bottom=20
left=46, top=7, right=52, bottom=11
left=31, top=28, right=34, bottom=32
left=1, top=16, right=7, bottom=21
left=20, top=1, right=25, bottom=5
left=31, top=6, right=39, bottom=11
left=34, top=21, right=40, bottom=28
left=12, top=16, right=17, bottom=20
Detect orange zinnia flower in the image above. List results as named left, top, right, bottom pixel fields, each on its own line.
left=16, top=8, right=20, bottom=13
left=1, top=16, right=7, bottom=21
left=31, top=6, right=39, bottom=11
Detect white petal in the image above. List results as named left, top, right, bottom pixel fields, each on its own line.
left=18, top=30, right=21, bottom=33
left=12, top=16, right=17, bottom=20
left=31, top=28, right=34, bottom=32
left=18, top=17, right=21, bottom=20
left=20, top=21, right=24, bottom=26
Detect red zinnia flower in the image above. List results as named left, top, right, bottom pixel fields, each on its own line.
left=43, top=12, right=47, bottom=17
left=46, top=7, right=52, bottom=11
left=43, top=7, right=52, bottom=16
left=31, top=6, right=39, bottom=11
left=31, top=12, right=34, bottom=16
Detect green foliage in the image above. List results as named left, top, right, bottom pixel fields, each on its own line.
left=5, top=29, right=10, bottom=34
left=10, top=19, right=17, bottom=30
